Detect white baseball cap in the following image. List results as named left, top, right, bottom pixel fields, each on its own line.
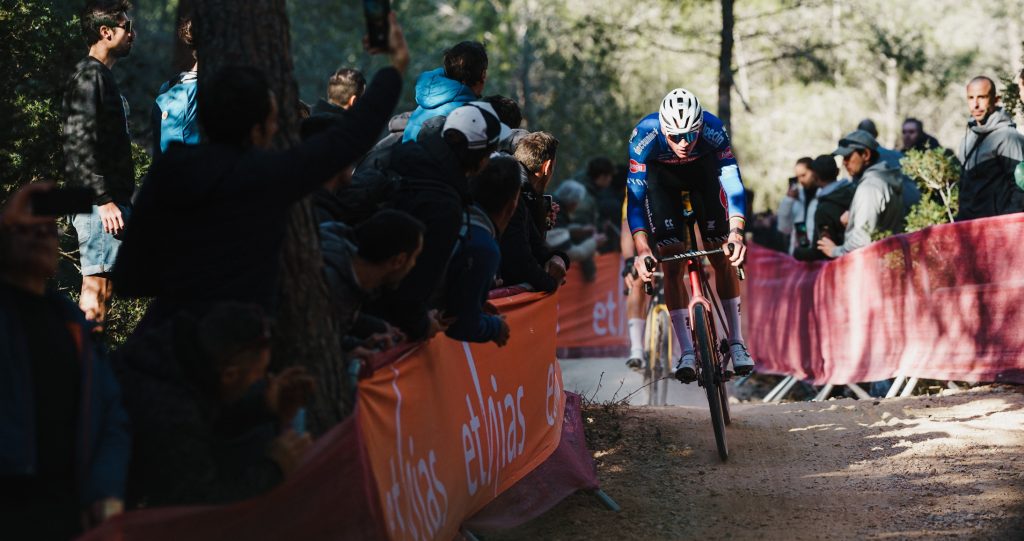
left=443, top=102, right=510, bottom=150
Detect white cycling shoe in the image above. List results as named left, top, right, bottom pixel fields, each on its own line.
left=674, top=351, right=697, bottom=383
left=729, top=342, right=755, bottom=375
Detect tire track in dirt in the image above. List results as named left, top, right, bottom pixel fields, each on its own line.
left=487, top=386, right=1024, bottom=540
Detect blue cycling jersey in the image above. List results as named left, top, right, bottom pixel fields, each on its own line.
left=626, top=111, right=746, bottom=234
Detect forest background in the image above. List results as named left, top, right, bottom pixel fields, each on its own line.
left=3, top=0, right=1024, bottom=213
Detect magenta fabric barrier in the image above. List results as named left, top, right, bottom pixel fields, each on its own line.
left=746, top=213, right=1024, bottom=385
left=77, top=414, right=387, bottom=541
left=463, top=392, right=598, bottom=531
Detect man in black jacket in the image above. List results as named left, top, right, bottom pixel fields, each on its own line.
left=502, top=131, right=569, bottom=291
left=113, top=17, right=409, bottom=327
left=364, top=103, right=502, bottom=341
left=63, top=0, right=136, bottom=329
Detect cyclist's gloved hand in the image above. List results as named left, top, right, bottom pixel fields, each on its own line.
left=633, top=250, right=655, bottom=284
left=723, top=229, right=746, bottom=267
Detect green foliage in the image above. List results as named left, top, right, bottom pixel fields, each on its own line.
left=905, top=191, right=958, bottom=233
left=901, top=147, right=961, bottom=231
left=0, top=0, right=80, bottom=200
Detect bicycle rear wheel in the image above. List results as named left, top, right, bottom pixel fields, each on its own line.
left=645, top=308, right=671, bottom=406
left=694, top=304, right=728, bottom=461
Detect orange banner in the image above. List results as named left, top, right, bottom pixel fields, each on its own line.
left=357, top=292, right=565, bottom=541
left=555, top=253, right=630, bottom=357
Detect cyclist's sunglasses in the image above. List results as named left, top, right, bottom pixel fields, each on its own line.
left=668, top=131, right=700, bottom=145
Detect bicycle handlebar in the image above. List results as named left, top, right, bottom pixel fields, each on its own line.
left=640, top=244, right=746, bottom=294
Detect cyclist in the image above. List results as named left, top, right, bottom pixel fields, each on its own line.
left=621, top=200, right=651, bottom=370
left=626, top=88, right=754, bottom=382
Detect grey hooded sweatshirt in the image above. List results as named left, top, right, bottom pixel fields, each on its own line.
left=956, top=108, right=1024, bottom=220
left=832, top=160, right=904, bottom=257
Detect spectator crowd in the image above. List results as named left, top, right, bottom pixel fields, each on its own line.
left=764, top=75, right=1024, bottom=261
left=3, top=1, right=1024, bottom=539
left=0, top=2, right=632, bottom=538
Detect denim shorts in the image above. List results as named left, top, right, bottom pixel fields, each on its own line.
left=72, top=204, right=130, bottom=276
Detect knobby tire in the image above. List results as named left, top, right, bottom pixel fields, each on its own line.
left=694, top=304, right=728, bottom=461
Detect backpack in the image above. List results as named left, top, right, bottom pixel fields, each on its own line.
left=330, top=163, right=404, bottom=226
left=154, top=70, right=199, bottom=154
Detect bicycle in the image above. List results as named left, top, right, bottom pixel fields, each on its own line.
left=624, top=259, right=674, bottom=406
left=640, top=193, right=745, bottom=461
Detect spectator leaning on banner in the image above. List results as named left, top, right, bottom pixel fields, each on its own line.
left=62, top=0, right=137, bottom=330
left=444, top=155, right=523, bottom=346
left=0, top=183, right=130, bottom=539
left=793, top=155, right=855, bottom=261
left=114, top=16, right=408, bottom=331
left=364, top=102, right=504, bottom=341
left=817, top=130, right=903, bottom=258
left=320, top=210, right=424, bottom=350
left=115, top=303, right=314, bottom=508
left=955, top=76, right=1024, bottom=221
left=403, top=41, right=487, bottom=142
left=502, top=131, right=569, bottom=292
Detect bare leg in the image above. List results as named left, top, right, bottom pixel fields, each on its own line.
left=80, top=275, right=113, bottom=330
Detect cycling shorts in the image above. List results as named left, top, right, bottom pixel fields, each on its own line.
left=640, top=155, right=730, bottom=256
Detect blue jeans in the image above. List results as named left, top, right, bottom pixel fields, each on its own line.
left=72, top=204, right=130, bottom=276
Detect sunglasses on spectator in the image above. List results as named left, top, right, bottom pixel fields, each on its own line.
left=102, top=18, right=132, bottom=34
left=668, top=131, right=700, bottom=145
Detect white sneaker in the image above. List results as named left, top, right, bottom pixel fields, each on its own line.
left=674, top=351, right=697, bottom=383
left=729, top=342, right=755, bottom=375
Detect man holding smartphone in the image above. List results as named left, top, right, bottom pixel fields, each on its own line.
left=62, top=0, right=138, bottom=329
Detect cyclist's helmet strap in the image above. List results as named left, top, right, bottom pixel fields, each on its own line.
left=659, top=88, right=704, bottom=135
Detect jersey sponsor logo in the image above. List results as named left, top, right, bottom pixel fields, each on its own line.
left=632, top=129, right=658, bottom=155
left=630, top=128, right=638, bottom=142
left=719, top=186, right=728, bottom=210
left=717, top=147, right=734, bottom=161
left=702, top=125, right=726, bottom=148
left=664, top=218, right=675, bottom=230
left=658, top=155, right=699, bottom=165
left=628, top=159, right=646, bottom=174
left=656, top=237, right=686, bottom=248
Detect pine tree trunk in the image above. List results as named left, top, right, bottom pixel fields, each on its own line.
left=193, top=0, right=349, bottom=434
left=718, top=0, right=735, bottom=133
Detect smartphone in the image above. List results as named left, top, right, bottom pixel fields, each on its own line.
left=795, top=221, right=809, bottom=247
left=364, top=0, right=390, bottom=50
left=31, top=187, right=93, bottom=216
left=787, top=176, right=798, bottom=188
left=291, top=407, right=306, bottom=435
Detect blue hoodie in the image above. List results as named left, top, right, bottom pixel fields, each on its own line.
left=403, top=67, right=478, bottom=143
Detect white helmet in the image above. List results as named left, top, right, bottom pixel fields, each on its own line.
left=659, top=88, right=704, bottom=136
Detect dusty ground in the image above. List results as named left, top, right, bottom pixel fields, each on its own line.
left=488, top=385, right=1024, bottom=540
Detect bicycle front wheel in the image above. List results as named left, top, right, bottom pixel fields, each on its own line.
left=694, top=304, right=728, bottom=461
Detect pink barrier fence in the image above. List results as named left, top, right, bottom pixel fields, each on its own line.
left=746, top=213, right=1024, bottom=385
left=79, top=293, right=598, bottom=541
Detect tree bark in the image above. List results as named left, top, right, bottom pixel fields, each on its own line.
left=193, top=0, right=348, bottom=435
left=718, top=0, right=735, bottom=133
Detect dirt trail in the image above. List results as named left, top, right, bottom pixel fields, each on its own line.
left=489, top=385, right=1024, bottom=540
